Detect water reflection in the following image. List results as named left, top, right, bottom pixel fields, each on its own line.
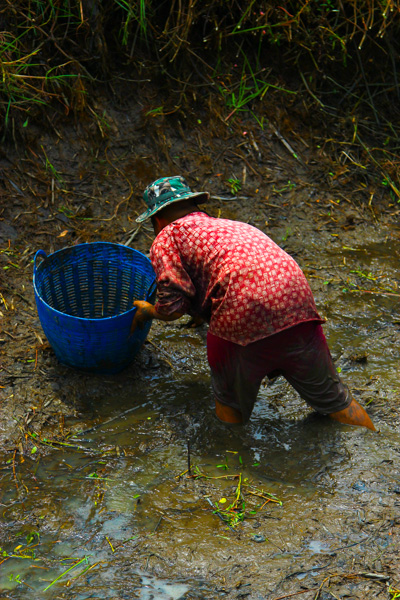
left=1, top=233, right=399, bottom=598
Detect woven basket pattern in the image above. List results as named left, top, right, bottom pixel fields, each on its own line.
left=33, top=243, right=156, bottom=373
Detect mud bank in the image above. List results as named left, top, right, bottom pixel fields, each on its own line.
left=1, top=87, right=400, bottom=598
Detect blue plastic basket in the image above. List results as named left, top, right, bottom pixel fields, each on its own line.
left=33, top=242, right=156, bottom=374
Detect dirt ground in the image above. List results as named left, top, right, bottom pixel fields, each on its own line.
left=1, top=80, right=400, bottom=598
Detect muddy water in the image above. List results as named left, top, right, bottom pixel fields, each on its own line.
left=1, top=224, right=399, bottom=599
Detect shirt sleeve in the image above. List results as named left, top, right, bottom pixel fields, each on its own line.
left=150, top=230, right=196, bottom=316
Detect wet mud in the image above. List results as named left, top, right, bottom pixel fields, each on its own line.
left=1, top=86, right=400, bottom=598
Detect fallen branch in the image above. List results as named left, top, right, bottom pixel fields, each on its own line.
left=124, top=224, right=142, bottom=246
left=348, top=289, right=400, bottom=298
left=270, top=124, right=303, bottom=163
left=271, top=589, right=320, bottom=600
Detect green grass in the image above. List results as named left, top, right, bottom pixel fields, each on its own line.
left=114, top=0, right=148, bottom=45
left=0, top=0, right=399, bottom=196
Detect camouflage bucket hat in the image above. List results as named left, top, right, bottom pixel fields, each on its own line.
left=136, top=175, right=209, bottom=223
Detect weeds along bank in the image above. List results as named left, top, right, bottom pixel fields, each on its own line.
left=1, top=0, right=399, bottom=201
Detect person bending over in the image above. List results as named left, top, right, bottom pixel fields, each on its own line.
left=131, top=175, right=375, bottom=431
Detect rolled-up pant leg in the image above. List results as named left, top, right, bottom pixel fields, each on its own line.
left=280, top=323, right=351, bottom=414
left=207, top=332, right=263, bottom=424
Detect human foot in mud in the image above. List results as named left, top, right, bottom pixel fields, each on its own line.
left=329, top=397, right=376, bottom=431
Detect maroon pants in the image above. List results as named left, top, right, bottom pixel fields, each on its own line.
left=207, top=322, right=350, bottom=424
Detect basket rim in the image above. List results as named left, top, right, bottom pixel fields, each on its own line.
left=33, top=242, right=156, bottom=323
left=34, top=241, right=152, bottom=265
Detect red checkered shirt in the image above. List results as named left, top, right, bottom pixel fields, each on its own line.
left=150, top=212, right=323, bottom=346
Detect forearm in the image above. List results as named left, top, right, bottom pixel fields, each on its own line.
left=133, top=300, right=183, bottom=327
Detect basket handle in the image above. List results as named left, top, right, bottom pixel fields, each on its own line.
left=33, top=250, right=48, bottom=276
left=146, top=277, right=157, bottom=302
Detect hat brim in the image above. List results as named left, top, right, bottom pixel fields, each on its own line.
left=136, top=191, right=209, bottom=223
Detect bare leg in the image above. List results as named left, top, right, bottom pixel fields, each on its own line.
left=215, top=399, right=243, bottom=424
left=329, top=397, right=375, bottom=431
